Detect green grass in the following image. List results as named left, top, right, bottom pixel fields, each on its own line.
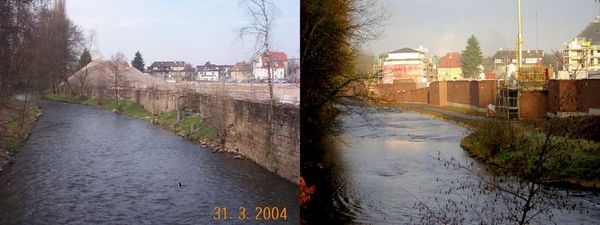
left=44, top=92, right=90, bottom=104
left=0, top=98, right=43, bottom=154
left=154, top=111, right=217, bottom=142
left=461, top=120, right=600, bottom=186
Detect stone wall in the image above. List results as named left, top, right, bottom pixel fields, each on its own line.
left=66, top=87, right=299, bottom=183
left=134, top=90, right=176, bottom=114
left=196, top=94, right=300, bottom=183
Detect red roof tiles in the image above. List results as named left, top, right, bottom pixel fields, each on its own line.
left=438, top=52, right=462, bottom=68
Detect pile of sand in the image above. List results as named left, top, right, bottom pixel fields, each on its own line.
left=66, top=60, right=167, bottom=89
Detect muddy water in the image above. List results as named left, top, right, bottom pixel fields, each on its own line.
left=312, top=107, right=599, bottom=224
left=0, top=100, right=298, bottom=224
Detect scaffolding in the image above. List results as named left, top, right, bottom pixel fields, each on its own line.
left=495, top=66, right=550, bottom=120
left=496, top=84, right=520, bottom=120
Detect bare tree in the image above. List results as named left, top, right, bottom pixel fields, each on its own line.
left=415, top=50, right=597, bottom=224
left=239, top=0, right=278, bottom=102
left=108, top=52, right=128, bottom=112
left=76, top=30, right=96, bottom=96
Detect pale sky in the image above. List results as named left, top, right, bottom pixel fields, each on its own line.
left=67, top=0, right=299, bottom=66
left=366, top=0, right=600, bottom=57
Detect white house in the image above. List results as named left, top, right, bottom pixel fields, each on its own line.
left=147, top=61, right=194, bottom=82
left=253, top=51, right=288, bottom=80
left=196, top=62, right=231, bottom=81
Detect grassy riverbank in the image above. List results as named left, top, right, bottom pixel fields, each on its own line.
left=461, top=119, right=600, bottom=189
left=0, top=98, right=42, bottom=172
left=44, top=93, right=220, bottom=151
left=371, top=100, right=600, bottom=189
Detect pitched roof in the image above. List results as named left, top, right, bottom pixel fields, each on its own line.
left=196, top=61, right=231, bottom=71
left=149, top=61, right=186, bottom=68
left=390, top=47, right=422, bottom=54
left=438, top=52, right=461, bottom=68
left=232, top=62, right=252, bottom=71
left=259, top=51, right=288, bottom=68
left=577, top=16, right=600, bottom=43
left=492, top=50, right=544, bottom=59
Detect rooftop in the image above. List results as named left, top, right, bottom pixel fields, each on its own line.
left=438, top=52, right=461, bottom=68
left=577, top=16, right=600, bottom=43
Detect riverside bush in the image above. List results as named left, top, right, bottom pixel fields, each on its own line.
left=462, top=119, right=600, bottom=184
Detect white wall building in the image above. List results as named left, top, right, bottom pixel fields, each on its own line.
left=253, top=51, right=288, bottom=80
left=560, top=16, right=600, bottom=79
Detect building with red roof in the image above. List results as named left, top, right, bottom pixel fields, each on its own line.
left=253, top=51, right=288, bottom=80
left=437, top=52, right=463, bottom=80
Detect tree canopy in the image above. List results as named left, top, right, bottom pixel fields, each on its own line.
left=461, top=35, right=483, bottom=78
left=131, top=51, right=145, bottom=72
left=78, top=48, right=92, bottom=70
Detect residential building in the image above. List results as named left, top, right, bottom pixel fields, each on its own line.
left=230, top=61, right=253, bottom=81
left=491, top=49, right=543, bottom=79
left=379, top=47, right=430, bottom=84
left=559, top=16, right=600, bottom=79
left=147, top=61, right=194, bottom=83
left=437, top=52, right=463, bottom=81
left=196, top=62, right=231, bottom=81
left=253, top=51, right=288, bottom=80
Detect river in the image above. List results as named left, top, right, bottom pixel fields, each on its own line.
left=305, top=106, right=599, bottom=224
left=0, top=100, right=298, bottom=224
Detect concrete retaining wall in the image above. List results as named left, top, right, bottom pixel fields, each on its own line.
left=196, top=94, right=299, bottom=182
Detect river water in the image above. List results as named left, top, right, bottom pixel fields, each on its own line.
left=0, top=100, right=298, bottom=224
left=309, top=106, right=600, bottom=224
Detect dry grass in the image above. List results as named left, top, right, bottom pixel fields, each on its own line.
left=0, top=98, right=42, bottom=172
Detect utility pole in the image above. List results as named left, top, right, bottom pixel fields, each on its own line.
left=517, top=0, right=523, bottom=74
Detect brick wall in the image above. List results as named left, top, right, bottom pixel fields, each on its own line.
left=575, top=79, right=600, bottom=113
left=519, top=91, right=548, bottom=119
left=396, top=87, right=429, bottom=103
left=446, top=81, right=472, bottom=105
left=547, top=79, right=600, bottom=115
left=474, top=80, right=497, bottom=108
left=547, top=80, right=578, bottom=113
left=371, top=83, right=418, bottom=99
left=429, top=81, right=447, bottom=106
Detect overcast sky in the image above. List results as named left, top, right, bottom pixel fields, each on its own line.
left=365, top=0, right=600, bottom=57
left=67, top=0, right=299, bottom=66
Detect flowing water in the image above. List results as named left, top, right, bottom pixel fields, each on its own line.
left=309, top=106, right=600, bottom=224
left=0, top=100, right=298, bottom=224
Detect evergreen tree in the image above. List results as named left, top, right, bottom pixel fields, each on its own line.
left=461, top=35, right=483, bottom=78
left=78, top=48, right=92, bottom=70
left=131, top=51, right=145, bottom=72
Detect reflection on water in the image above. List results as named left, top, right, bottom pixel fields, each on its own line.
left=0, top=101, right=299, bottom=224
left=308, top=106, right=599, bottom=224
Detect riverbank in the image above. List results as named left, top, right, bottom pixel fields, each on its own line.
left=374, top=101, right=482, bottom=128
left=460, top=118, right=600, bottom=190
left=0, top=98, right=42, bottom=172
left=41, top=93, right=238, bottom=157
left=372, top=100, right=600, bottom=190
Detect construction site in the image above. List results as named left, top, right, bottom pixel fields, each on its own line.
left=369, top=0, right=600, bottom=120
